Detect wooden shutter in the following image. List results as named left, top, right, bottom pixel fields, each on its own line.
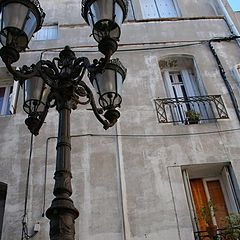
left=190, top=179, right=210, bottom=231
left=190, top=179, right=229, bottom=230
left=207, top=180, right=229, bottom=228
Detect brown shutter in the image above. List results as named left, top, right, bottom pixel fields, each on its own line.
left=207, top=180, right=229, bottom=228
left=190, top=179, right=209, bottom=231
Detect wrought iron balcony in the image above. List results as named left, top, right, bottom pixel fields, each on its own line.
left=154, top=95, right=229, bottom=124
left=194, top=226, right=240, bottom=240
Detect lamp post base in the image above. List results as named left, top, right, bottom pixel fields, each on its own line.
left=46, top=197, right=79, bottom=240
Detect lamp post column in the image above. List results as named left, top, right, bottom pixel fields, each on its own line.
left=46, top=101, right=79, bottom=240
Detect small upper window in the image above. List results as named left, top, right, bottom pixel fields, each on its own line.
left=0, top=86, right=12, bottom=115
left=139, top=0, right=178, bottom=19
left=34, top=24, right=58, bottom=41
left=0, top=68, right=19, bottom=116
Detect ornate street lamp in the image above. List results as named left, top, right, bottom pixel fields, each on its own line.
left=0, top=0, right=45, bottom=56
left=0, top=0, right=127, bottom=240
left=82, top=0, right=128, bottom=56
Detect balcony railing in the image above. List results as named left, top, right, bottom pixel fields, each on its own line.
left=194, top=226, right=240, bottom=240
left=154, top=95, right=229, bottom=124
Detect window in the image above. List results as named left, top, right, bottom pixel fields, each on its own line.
left=0, top=68, right=20, bottom=115
left=34, top=24, right=58, bottom=41
left=155, top=56, right=229, bottom=124
left=183, top=163, right=240, bottom=239
left=0, top=86, right=12, bottom=115
left=0, top=183, right=7, bottom=239
left=139, top=0, right=178, bottom=19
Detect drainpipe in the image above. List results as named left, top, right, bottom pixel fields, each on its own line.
left=217, top=0, right=240, bottom=46
left=209, top=36, right=240, bottom=122
left=115, top=125, right=128, bottom=240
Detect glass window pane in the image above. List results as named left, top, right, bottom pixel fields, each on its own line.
left=2, top=3, right=28, bottom=30
left=90, top=0, right=113, bottom=24
left=24, top=11, right=37, bottom=40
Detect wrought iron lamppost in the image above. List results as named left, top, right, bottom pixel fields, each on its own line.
left=0, top=0, right=128, bottom=239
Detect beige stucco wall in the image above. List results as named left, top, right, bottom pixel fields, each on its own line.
left=0, top=1, right=240, bottom=240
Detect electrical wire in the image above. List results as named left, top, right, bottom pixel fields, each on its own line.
left=21, top=134, right=37, bottom=240
left=66, top=127, right=240, bottom=138
left=28, top=40, right=207, bottom=55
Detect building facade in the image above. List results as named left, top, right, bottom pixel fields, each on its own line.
left=0, top=0, right=240, bottom=240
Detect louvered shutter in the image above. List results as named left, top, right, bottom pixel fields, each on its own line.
left=190, top=179, right=210, bottom=231
left=207, top=180, right=229, bottom=228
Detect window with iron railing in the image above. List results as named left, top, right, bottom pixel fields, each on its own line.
left=154, top=95, right=229, bottom=124
left=158, top=56, right=229, bottom=125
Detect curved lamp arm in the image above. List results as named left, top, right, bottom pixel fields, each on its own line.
left=78, top=81, right=111, bottom=130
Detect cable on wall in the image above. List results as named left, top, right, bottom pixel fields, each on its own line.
left=209, top=35, right=240, bottom=122
left=21, top=134, right=38, bottom=240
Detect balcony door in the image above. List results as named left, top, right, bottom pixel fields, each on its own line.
left=164, top=70, right=199, bottom=123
